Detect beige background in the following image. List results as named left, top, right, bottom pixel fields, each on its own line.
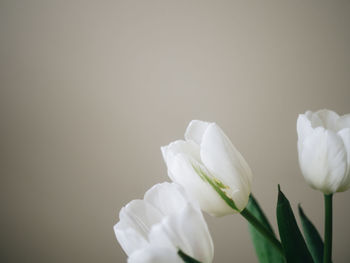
left=2, top=0, right=350, bottom=262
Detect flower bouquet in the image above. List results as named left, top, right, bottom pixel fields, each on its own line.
left=113, top=109, right=350, bottom=263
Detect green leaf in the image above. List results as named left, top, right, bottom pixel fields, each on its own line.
left=276, top=186, right=314, bottom=263
left=246, top=195, right=285, bottom=263
left=178, top=250, right=202, bottom=263
left=298, top=205, right=324, bottom=263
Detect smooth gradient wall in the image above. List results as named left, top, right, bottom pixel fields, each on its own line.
left=2, top=1, right=350, bottom=262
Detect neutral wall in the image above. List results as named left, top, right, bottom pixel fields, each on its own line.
left=2, top=1, right=350, bottom=262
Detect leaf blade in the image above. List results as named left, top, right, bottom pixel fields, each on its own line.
left=246, top=195, right=285, bottom=263
left=298, top=205, right=324, bottom=263
left=276, top=186, right=314, bottom=263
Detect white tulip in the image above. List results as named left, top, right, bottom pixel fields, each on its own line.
left=297, top=109, right=350, bottom=194
left=161, top=120, right=253, bottom=216
left=128, top=246, right=183, bottom=263
left=114, top=182, right=214, bottom=263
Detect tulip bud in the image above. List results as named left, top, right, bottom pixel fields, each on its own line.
left=161, top=120, right=253, bottom=216
left=297, top=109, right=350, bottom=194
left=114, top=182, right=214, bottom=263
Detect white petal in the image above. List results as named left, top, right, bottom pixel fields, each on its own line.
left=337, top=128, right=350, bottom=192
left=336, top=114, right=350, bottom=131
left=149, top=205, right=214, bottom=263
left=114, top=222, right=148, bottom=256
left=128, top=245, right=182, bottom=263
left=314, top=109, right=339, bottom=131
left=144, top=182, right=191, bottom=217
left=120, top=200, right=164, bottom=236
left=115, top=200, right=164, bottom=255
left=298, top=128, right=347, bottom=194
left=161, top=140, right=201, bottom=166
left=305, top=110, right=323, bottom=128
left=297, top=114, right=314, bottom=143
left=200, top=123, right=252, bottom=211
left=166, top=152, right=233, bottom=216
left=185, top=120, right=211, bottom=145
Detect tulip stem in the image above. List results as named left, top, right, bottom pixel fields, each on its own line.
left=241, top=208, right=284, bottom=256
left=323, top=194, right=333, bottom=263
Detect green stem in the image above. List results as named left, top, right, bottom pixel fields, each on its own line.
left=241, top=208, right=284, bottom=256
left=323, top=194, right=333, bottom=263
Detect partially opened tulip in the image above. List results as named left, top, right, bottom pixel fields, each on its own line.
left=297, top=109, right=350, bottom=194
left=161, top=120, right=253, bottom=216
left=114, top=182, right=214, bottom=263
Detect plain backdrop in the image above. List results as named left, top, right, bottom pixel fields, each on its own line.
left=2, top=0, right=350, bottom=262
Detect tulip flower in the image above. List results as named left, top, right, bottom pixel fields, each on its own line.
left=297, top=109, right=350, bottom=194
left=128, top=246, right=183, bottom=263
left=297, top=109, right=350, bottom=263
left=114, top=182, right=214, bottom=263
left=161, top=120, right=253, bottom=216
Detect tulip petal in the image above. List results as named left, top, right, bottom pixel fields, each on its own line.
left=337, top=128, right=350, bottom=192
left=161, top=140, right=201, bottom=166
left=298, top=128, right=347, bottom=194
left=305, top=111, right=323, bottom=129
left=114, top=222, right=148, bottom=256
left=297, top=114, right=314, bottom=143
left=336, top=114, right=350, bottom=131
left=115, top=200, right=164, bottom=255
left=166, top=151, right=233, bottom=216
left=144, top=182, right=192, bottom=217
left=200, top=123, right=252, bottom=211
left=149, top=205, right=214, bottom=263
left=128, top=245, right=182, bottom=263
left=314, top=109, right=339, bottom=130
left=185, top=120, right=211, bottom=145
